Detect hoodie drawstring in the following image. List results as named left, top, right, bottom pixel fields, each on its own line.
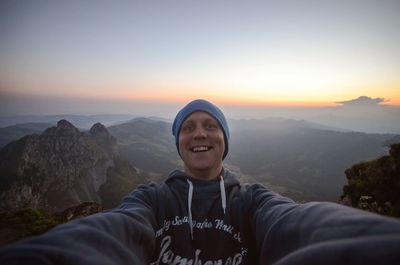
left=186, top=176, right=227, bottom=239
left=186, top=179, right=194, bottom=239
left=220, top=175, right=226, bottom=214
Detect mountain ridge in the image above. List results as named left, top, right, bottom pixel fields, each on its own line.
left=0, top=116, right=397, bottom=207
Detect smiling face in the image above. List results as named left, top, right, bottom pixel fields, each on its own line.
left=179, top=111, right=225, bottom=180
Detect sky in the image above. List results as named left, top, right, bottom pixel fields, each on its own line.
left=0, top=0, right=400, bottom=116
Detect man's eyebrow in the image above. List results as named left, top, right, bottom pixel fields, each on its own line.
left=183, top=117, right=217, bottom=124
left=182, top=120, right=194, bottom=124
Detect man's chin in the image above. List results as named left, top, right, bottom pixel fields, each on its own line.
left=185, top=162, right=214, bottom=172
left=190, top=164, right=213, bottom=172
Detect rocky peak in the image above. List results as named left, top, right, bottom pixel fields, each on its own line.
left=0, top=120, right=115, bottom=212
left=43, top=120, right=80, bottom=136
left=389, top=143, right=400, bottom=158
left=89, top=123, right=117, bottom=155
left=0, top=119, right=144, bottom=213
left=89, top=123, right=107, bottom=135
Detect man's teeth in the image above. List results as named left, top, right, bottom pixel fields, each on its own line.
left=192, top=146, right=209, bottom=152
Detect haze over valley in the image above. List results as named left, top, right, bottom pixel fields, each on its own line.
left=1, top=107, right=397, bottom=204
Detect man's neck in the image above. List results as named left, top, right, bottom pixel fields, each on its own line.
left=184, top=166, right=223, bottom=181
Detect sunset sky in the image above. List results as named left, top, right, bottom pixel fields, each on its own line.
left=0, top=0, right=399, bottom=115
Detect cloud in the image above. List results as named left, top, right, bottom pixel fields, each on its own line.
left=336, top=96, right=386, bottom=106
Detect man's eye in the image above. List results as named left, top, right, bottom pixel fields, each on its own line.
left=181, top=125, right=193, bottom=133
left=206, top=123, right=217, bottom=130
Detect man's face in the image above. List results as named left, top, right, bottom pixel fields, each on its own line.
left=179, top=111, right=225, bottom=179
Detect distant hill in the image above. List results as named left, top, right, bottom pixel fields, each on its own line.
left=107, top=118, right=181, bottom=179
left=0, top=120, right=146, bottom=212
left=0, top=123, right=53, bottom=148
left=227, top=118, right=395, bottom=201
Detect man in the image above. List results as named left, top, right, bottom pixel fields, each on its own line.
left=1, top=99, right=400, bottom=265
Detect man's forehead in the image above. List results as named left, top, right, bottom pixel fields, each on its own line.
left=183, top=111, right=217, bottom=123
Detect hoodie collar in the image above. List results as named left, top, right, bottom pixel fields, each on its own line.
left=166, top=168, right=239, bottom=239
left=166, top=168, right=240, bottom=190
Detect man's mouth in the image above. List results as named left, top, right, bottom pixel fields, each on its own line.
left=190, top=146, right=211, bottom=152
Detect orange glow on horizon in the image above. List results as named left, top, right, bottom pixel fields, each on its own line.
left=107, top=91, right=400, bottom=108
left=104, top=87, right=339, bottom=107
left=6, top=85, right=399, bottom=108
left=104, top=85, right=400, bottom=108
left=382, top=98, right=400, bottom=106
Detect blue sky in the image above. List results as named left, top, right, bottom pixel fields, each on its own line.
left=0, top=0, right=399, bottom=115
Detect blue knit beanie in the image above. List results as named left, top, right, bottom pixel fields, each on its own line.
left=172, top=99, right=230, bottom=159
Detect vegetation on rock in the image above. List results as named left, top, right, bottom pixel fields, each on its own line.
left=341, top=143, right=400, bottom=218
left=0, top=208, right=59, bottom=246
left=0, top=202, right=103, bottom=247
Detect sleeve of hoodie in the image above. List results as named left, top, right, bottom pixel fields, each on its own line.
left=0, top=183, right=158, bottom=265
left=248, top=183, right=400, bottom=265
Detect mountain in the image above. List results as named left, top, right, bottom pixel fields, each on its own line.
left=107, top=118, right=180, bottom=179
left=0, top=123, right=53, bottom=148
left=226, top=118, right=395, bottom=201
left=0, top=120, right=145, bottom=212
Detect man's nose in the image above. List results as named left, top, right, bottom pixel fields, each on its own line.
left=193, top=127, right=207, bottom=139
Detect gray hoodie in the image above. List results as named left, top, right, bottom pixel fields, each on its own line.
left=1, top=169, right=400, bottom=264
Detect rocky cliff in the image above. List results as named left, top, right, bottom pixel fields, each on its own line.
left=0, top=120, right=144, bottom=212
left=341, top=143, right=400, bottom=218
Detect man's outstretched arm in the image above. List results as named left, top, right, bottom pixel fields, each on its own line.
left=249, top=184, right=400, bottom=265
left=0, top=184, right=158, bottom=265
